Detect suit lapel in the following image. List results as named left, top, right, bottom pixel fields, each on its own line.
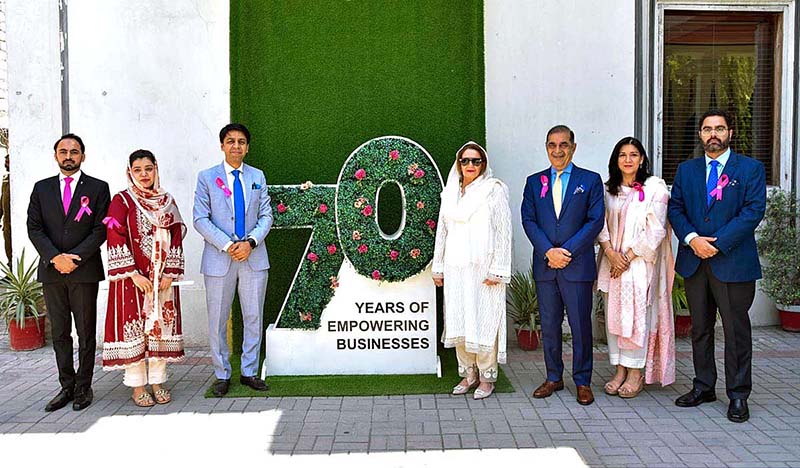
left=243, top=164, right=254, bottom=214
left=215, top=163, right=234, bottom=214
left=67, top=176, right=91, bottom=222
left=559, top=166, right=580, bottom=215
left=537, top=170, right=558, bottom=221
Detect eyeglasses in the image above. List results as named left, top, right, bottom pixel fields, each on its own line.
left=459, top=158, right=483, bottom=167
left=700, top=126, right=729, bottom=136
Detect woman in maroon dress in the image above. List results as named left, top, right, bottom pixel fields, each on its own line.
left=102, top=150, right=186, bottom=407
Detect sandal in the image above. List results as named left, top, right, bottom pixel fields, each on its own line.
left=132, top=392, right=155, bottom=407
left=604, top=366, right=627, bottom=396
left=153, top=388, right=171, bottom=404
left=452, top=378, right=479, bottom=395
left=618, top=373, right=645, bottom=399
left=473, top=383, right=495, bottom=400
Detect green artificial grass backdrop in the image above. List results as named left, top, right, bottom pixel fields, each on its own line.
left=205, top=346, right=514, bottom=398
left=227, top=0, right=486, bottom=386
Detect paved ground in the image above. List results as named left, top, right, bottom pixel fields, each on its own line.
left=1, top=325, right=799, bottom=467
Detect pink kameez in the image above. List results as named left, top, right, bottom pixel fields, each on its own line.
left=596, top=176, right=676, bottom=386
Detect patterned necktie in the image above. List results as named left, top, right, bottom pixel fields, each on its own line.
left=707, top=160, right=719, bottom=206
left=62, top=176, right=73, bottom=215
left=232, top=169, right=246, bottom=239
left=553, top=170, right=563, bottom=218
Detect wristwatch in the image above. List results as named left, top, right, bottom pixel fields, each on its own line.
left=247, top=238, right=257, bottom=249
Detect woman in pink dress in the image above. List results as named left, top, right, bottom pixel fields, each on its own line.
left=102, top=150, right=186, bottom=407
left=596, top=137, right=675, bottom=398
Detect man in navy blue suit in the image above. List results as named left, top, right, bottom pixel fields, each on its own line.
left=522, top=125, right=604, bottom=405
left=668, top=109, right=766, bottom=423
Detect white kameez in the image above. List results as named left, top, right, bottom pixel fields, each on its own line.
left=432, top=145, right=513, bottom=366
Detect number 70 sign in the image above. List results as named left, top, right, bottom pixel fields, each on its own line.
left=262, top=136, right=444, bottom=376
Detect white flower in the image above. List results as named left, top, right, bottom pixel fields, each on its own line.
left=300, top=181, right=314, bottom=190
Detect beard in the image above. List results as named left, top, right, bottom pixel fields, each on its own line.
left=703, top=136, right=730, bottom=154
left=58, top=160, right=81, bottom=172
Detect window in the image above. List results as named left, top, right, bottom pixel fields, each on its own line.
left=661, top=11, right=781, bottom=185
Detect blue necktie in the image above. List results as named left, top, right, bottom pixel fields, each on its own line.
left=232, top=169, right=246, bottom=239
left=706, top=160, right=719, bottom=206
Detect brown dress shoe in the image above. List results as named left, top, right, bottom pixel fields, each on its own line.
left=532, top=380, right=564, bottom=398
left=576, top=385, right=595, bottom=405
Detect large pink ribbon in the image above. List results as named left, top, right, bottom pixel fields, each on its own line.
left=709, top=174, right=729, bottom=201
left=631, top=182, right=645, bottom=202
left=540, top=175, right=549, bottom=198
left=102, top=216, right=122, bottom=230
left=74, top=196, right=92, bottom=222
left=215, top=177, right=232, bottom=197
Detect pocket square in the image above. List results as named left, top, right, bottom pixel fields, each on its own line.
left=729, top=179, right=739, bottom=187
left=252, top=183, right=262, bottom=190
left=573, top=185, right=585, bottom=195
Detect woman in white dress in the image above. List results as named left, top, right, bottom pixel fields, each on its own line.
left=432, top=141, right=512, bottom=400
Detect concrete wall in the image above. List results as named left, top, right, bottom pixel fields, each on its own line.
left=8, top=1, right=229, bottom=345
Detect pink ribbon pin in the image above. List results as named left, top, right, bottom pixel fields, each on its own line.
left=102, top=216, right=122, bottom=230
left=74, top=196, right=92, bottom=222
left=631, top=182, right=645, bottom=202
left=709, top=174, right=729, bottom=201
left=215, top=177, right=232, bottom=197
left=540, top=175, right=549, bottom=198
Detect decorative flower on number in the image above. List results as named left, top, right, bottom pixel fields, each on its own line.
left=318, top=203, right=328, bottom=214
left=306, top=252, right=319, bottom=263
left=277, top=203, right=287, bottom=213
left=327, top=244, right=337, bottom=255
left=354, top=168, right=366, bottom=181
left=389, top=150, right=399, bottom=160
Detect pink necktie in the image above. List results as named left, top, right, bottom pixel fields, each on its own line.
left=63, top=176, right=73, bottom=215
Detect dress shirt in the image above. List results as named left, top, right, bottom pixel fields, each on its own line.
left=221, top=161, right=257, bottom=252
left=550, top=162, right=573, bottom=203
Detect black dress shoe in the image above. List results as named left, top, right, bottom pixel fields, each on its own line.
left=675, top=387, right=717, bottom=407
left=211, top=379, right=230, bottom=397
left=727, top=398, right=749, bottom=423
left=45, top=388, right=74, bottom=412
left=73, top=387, right=93, bottom=411
left=239, top=375, right=269, bottom=391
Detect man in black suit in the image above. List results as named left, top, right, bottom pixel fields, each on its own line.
left=27, top=134, right=110, bottom=412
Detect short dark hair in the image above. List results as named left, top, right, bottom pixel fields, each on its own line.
left=546, top=125, right=575, bottom=143
left=605, top=136, right=652, bottom=196
left=54, top=133, right=85, bottom=153
left=129, top=149, right=157, bottom=167
left=219, top=123, right=251, bottom=144
left=698, top=109, right=734, bottom=131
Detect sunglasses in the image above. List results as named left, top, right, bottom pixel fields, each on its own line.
left=459, top=158, right=483, bottom=166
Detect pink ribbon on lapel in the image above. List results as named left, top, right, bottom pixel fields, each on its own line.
left=74, top=196, right=92, bottom=221
left=102, top=216, right=122, bottom=230
left=709, top=174, right=729, bottom=201
left=215, top=177, right=232, bottom=197
left=631, top=182, right=645, bottom=202
left=540, top=175, right=549, bottom=198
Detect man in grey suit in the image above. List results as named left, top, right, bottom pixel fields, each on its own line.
left=194, top=123, right=273, bottom=396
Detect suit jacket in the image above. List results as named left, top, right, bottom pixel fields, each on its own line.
left=27, top=173, right=110, bottom=283
left=667, top=151, right=766, bottom=282
left=521, top=164, right=605, bottom=282
left=193, top=162, right=273, bottom=276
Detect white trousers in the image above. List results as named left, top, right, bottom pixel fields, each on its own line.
left=123, top=359, right=167, bottom=387
left=455, top=341, right=498, bottom=383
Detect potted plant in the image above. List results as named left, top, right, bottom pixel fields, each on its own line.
left=506, top=264, right=540, bottom=350
left=0, top=250, right=46, bottom=350
left=757, top=189, right=800, bottom=331
left=672, top=273, right=692, bottom=338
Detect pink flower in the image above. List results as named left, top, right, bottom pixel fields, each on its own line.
left=389, top=250, right=399, bottom=261
left=327, top=244, right=337, bottom=255
left=413, top=169, right=425, bottom=179
left=389, top=150, right=399, bottom=160
left=277, top=203, right=287, bottom=213
left=306, top=252, right=319, bottom=263
left=410, top=248, right=421, bottom=259
left=318, top=203, right=328, bottom=214
left=352, top=230, right=362, bottom=241
left=407, top=163, right=419, bottom=175
left=416, top=201, right=425, bottom=210
left=357, top=244, right=368, bottom=254
left=426, top=219, right=436, bottom=230
left=371, top=270, right=382, bottom=280
left=361, top=205, right=373, bottom=217
left=355, top=168, right=366, bottom=181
